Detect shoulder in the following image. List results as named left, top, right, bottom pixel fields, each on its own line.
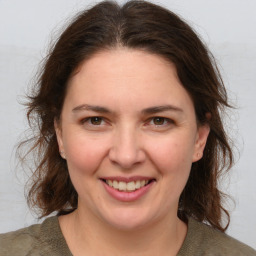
left=0, top=216, right=71, bottom=256
left=178, top=217, right=256, bottom=256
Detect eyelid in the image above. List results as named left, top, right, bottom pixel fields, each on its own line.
left=80, top=115, right=175, bottom=129
left=81, top=116, right=108, bottom=126
left=146, top=116, right=175, bottom=126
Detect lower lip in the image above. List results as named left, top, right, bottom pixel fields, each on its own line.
left=102, top=181, right=155, bottom=202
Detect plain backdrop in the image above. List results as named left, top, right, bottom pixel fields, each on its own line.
left=0, top=0, right=255, bottom=250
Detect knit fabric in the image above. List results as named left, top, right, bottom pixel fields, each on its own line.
left=0, top=216, right=255, bottom=255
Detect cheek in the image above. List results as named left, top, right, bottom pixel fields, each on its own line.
left=145, top=134, right=195, bottom=175
left=144, top=135, right=195, bottom=212
left=64, top=134, right=110, bottom=175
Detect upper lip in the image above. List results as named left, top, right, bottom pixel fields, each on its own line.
left=100, top=176, right=156, bottom=182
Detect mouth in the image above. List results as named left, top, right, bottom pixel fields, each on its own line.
left=100, top=178, right=156, bottom=192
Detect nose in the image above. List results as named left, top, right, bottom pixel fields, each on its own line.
left=108, top=126, right=146, bottom=169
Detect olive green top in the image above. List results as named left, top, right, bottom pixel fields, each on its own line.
left=0, top=216, right=255, bottom=255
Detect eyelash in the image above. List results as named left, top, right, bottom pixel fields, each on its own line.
left=81, top=116, right=106, bottom=126
left=147, top=117, right=174, bottom=127
left=80, top=116, right=174, bottom=129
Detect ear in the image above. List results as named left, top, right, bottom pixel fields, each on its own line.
left=192, top=123, right=210, bottom=162
left=54, top=118, right=65, bottom=159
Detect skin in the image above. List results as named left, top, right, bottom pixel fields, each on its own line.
left=55, top=48, right=210, bottom=255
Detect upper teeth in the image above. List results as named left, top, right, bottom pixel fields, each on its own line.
left=106, top=180, right=149, bottom=192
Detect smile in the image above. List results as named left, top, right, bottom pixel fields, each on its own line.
left=105, top=179, right=150, bottom=192
left=100, top=177, right=156, bottom=202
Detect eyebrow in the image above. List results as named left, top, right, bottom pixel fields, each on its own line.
left=141, top=105, right=183, bottom=114
left=72, top=104, right=111, bottom=113
left=72, top=104, right=183, bottom=114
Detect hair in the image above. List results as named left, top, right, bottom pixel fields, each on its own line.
left=21, top=0, right=233, bottom=232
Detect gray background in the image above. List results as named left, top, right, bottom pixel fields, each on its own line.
left=0, top=0, right=255, bottom=249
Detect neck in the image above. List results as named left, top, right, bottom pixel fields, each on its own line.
left=59, top=207, right=187, bottom=256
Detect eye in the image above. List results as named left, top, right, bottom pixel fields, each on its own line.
left=89, top=117, right=103, bottom=125
left=152, top=117, right=166, bottom=125
left=149, top=117, right=173, bottom=126
left=144, top=116, right=175, bottom=131
left=81, top=116, right=106, bottom=126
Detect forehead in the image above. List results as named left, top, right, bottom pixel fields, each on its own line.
left=71, top=48, right=177, bottom=82
left=65, top=48, right=194, bottom=114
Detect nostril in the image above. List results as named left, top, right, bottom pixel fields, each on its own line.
left=108, top=143, right=146, bottom=169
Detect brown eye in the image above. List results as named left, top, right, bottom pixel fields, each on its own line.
left=90, top=117, right=102, bottom=125
left=152, top=117, right=165, bottom=125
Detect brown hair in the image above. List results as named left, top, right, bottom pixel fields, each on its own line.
left=21, top=0, right=233, bottom=231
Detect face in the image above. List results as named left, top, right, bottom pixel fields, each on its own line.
left=55, top=48, right=209, bottom=230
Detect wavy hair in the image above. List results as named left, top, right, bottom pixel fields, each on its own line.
left=20, top=0, right=233, bottom=232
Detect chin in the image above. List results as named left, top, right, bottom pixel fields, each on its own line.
left=101, top=208, right=157, bottom=231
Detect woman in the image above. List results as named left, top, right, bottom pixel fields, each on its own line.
left=0, top=0, right=255, bottom=255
